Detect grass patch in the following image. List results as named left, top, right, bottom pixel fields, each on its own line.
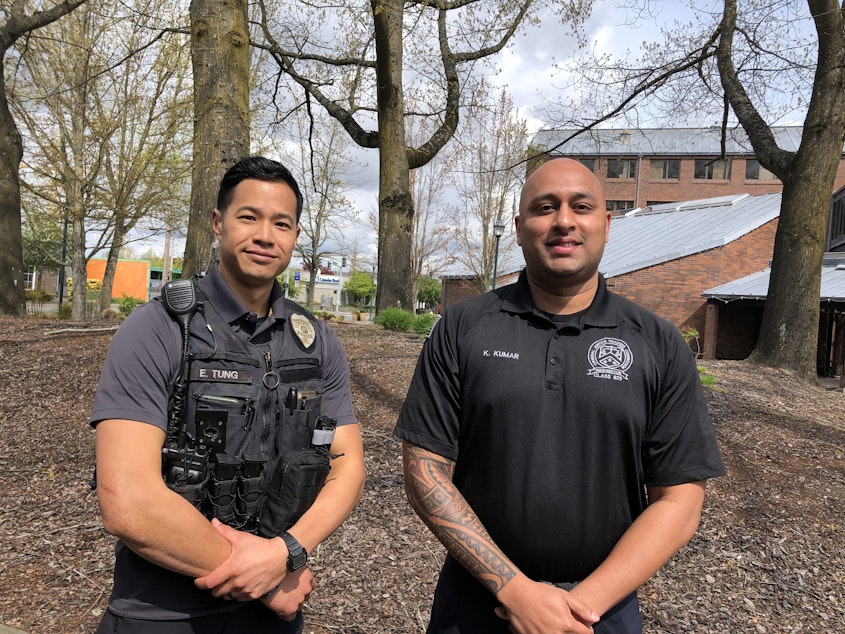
left=698, top=364, right=718, bottom=387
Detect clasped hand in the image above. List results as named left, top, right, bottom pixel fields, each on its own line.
left=494, top=576, right=599, bottom=634
left=195, top=519, right=315, bottom=620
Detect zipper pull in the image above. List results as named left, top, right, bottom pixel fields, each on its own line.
left=262, top=351, right=280, bottom=390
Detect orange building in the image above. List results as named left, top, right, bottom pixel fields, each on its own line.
left=87, top=259, right=151, bottom=301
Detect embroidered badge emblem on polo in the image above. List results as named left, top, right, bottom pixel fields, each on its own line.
left=290, top=313, right=316, bottom=349
left=586, top=337, right=633, bottom=381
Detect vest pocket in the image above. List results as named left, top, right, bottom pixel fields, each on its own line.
left=258, top=449, right=330, bottom=537
left=190, top=394, right=255, bottom=457
left=257, top=416, right=336, bottom=537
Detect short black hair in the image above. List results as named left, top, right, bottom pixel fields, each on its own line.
left=216, top=156, right=304, bottom=222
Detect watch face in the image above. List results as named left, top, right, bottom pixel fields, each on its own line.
left=289, top=548, right=307, bottom=571
left=284, top=533, right=308, bottom=571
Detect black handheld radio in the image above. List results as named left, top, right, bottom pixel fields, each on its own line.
left=161, top=279, right=198, bottom=448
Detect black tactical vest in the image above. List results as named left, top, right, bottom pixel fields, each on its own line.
left=180, top=289, right=324, bottom=463
left=163, top=287, right=330, bottom=534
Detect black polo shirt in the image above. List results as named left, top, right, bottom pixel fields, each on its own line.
left=395, top=272, right=724, bottom=583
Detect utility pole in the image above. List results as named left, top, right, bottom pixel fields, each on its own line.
left=162, top=227, right=172, bottom=283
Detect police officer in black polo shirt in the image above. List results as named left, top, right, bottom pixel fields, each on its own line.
left=91, top=157, right=365, bottom=632
left=395, top=158, right=725, bottom=634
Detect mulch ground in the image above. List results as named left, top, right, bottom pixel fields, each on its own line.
left=0, top=315, right=843, bottom=633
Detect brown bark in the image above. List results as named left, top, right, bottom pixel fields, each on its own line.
left=0, top=61, right=26, bottom=316
left=372, top=0, right=415, bottom=311
left=183, top=0, right=250, bottom=277
left=99, top=226, right=125, bottom=314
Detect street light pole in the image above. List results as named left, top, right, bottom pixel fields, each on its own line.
left=492, top=220, right=505, bottom=290
left=58, top=218, right=69, bottom=306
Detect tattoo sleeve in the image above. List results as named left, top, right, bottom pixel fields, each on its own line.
left=402, top=442, right=517, bottom=595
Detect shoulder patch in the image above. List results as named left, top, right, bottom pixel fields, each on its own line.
left=290, top=313, right=316, bottom=350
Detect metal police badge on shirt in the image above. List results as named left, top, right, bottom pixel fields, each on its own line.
left=290, top=313, right=317, bottom=351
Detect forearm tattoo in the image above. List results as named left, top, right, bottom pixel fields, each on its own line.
left=403, top=444, right=517, bottom=595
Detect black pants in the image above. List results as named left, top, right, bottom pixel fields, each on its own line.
left=95, top=602, right=303, bottom=634
left=592, top=591, right=642, bottom=634
left=428, top=556, right=643, bottom=634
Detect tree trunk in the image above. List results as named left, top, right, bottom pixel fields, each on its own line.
left=99, top=230, right=123, bottom=313
left=0, top=62, right=27, bottom=316
left=372, top=0, right=414, bottom=312
left=183, top=0, right=250, bottom=277
left=70, top=213, right=88, bottom=321
left=750, top=134, right=843, bottom=382
left=306, top=267, right=316, bottom=309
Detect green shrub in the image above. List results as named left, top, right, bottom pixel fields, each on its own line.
left=375, top=307, right=414, bottom=332
left=680, top=326, right=701, bottom=358
left=117, top=293, right=144, bottom=317
left=412, top=313, right=438, bottom=338
left=57, top=303, right=72, bottom=320
left=25, top=289, right=55, bottom=303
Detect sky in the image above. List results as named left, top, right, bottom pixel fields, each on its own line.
left=131, top=1, right=672, bottom=264
left=132, top=0, right=811, bottom=275
left=318, top=1, right=710, bottom=268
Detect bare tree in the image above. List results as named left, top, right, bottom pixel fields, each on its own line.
left=11, top=0, right=192, bottom=319
left=11, top=3, right=109, bottom=320
left=182, top=0, right=250, bottom=277
left=252, top=0, right=592, bottom=311
left=265, top=109, right=362, bottom=308
left=0, top=0, right=85, bottom=316
left=407, top=116, right=455, bottom=302
left=93, top=8, right=192, bottom=312
left=449, top=86, right=526, bottom=292
left=552, top=0, right=843, bottom=382
left=714, top=0, right=845, bottom=382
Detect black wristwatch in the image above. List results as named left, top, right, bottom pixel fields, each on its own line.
left=281, top=532, right=308, bottom=571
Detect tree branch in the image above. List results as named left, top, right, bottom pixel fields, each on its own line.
left=715, top=0, right=792, bottom=176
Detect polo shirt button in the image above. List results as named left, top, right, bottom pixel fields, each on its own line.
left=553, top=333, right=560, bottom=339
left=550, top=358, right=558, bottom=365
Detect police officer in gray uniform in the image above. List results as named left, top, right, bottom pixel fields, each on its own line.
left=395, top=158, right=725, bottom=634
left=91, top=156, right=365, bottom=633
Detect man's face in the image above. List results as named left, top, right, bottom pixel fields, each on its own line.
left=515, top=159, right=611, bottom=289
left=212, top=178, right=300, bottom=292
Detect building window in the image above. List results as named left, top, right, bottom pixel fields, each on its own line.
left=831, top=196, right=845, bottom=248
left=745, top=159, right=778, bottom=181
left=694, top=158, right=732, bottom=180
left=606, top=159, right=637, bottom=179
left=649, top=159, right=680, bottom=180
left=579, top=158, right=595, bottom=172
left=24, top=266, right=36, bottom=291
left=606, top=200, right=634, bottom=212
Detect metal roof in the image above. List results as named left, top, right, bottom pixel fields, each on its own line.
left=600, top=193, right=781, bottom=278
left=532, top=126, right=807, bottom=157
left=702, top=253, right=845, bottom=302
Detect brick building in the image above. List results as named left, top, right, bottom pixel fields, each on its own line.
left=531, top=126, right=845, bottom=212
left=441, top=191, right=845, bottom=373
left=598, top=193, right=780, bottom=359
left=441, top=270, right=520, bottom=308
